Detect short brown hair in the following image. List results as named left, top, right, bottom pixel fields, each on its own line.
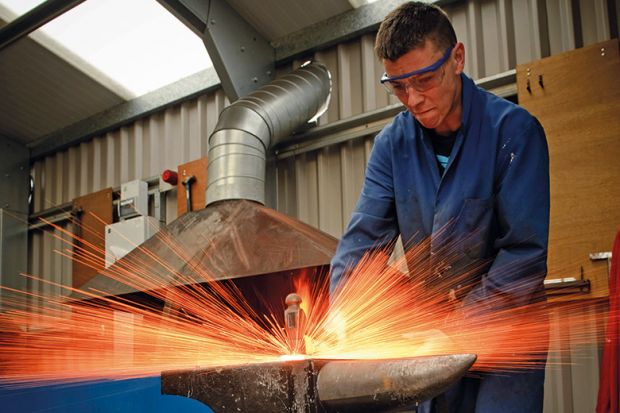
left=375, top=1, right=457, bottom=61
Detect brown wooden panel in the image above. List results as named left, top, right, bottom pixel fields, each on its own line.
left=72, top=187, right=113, bottom=288
left=177, top=157, right=208, bottom=216
left=517, top=39, right=620, bottom=300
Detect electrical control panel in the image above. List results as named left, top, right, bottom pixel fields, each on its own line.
left=119, top=180, right=148, bottom=219
left=104, top=216, right=160, bottom=268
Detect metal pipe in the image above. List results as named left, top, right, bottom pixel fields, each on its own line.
left=0, top=0, right=86, bottom=52
left=205, top=61, right=331, bottom=206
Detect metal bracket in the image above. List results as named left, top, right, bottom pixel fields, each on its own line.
left=544, top=266, right=591, bottom=296
left=158, top=0, right=275, bottom=102
left=202, top=0, right=275, bottom=101
left=589, top=251, right=613, bottom=278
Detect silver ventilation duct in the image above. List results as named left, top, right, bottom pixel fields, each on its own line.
left=206, top=61, right=332, bottom=206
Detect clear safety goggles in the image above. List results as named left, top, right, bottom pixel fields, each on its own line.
left=380, top=46, right=453, bottom=95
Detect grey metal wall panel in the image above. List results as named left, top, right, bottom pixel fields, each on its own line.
left=360, top=33, right=401, bottom=110
left=315, top=48, right=341, bottom=125
left=275, top=134, right=374, bottom=238
left=547, top=0, right=580, bottom=53
left=479, top=0, right=510, bottom=75
left=462, top=1, right=486, bottom=78
left=568, top=305, right=604, bottom=412
left=336, top=41, right=364, bottom=119
left=544, top=309, right=575, bottom=413
left=512, top=0, right=550, bottom=64
left=543, top=305, right=604, bottom=413
left=0, top=210, right=28, bottom=312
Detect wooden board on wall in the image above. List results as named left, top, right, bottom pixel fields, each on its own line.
left=72, top=187, right=113, bottom=288
left=517, top=39, right=620, bottom=299
left=177, top=157, right=208, bottom=216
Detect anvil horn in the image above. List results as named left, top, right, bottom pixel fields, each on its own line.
left=316, top=354, right=477, bottom=412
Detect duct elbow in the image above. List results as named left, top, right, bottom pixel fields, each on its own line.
left=206, top=61, right=331, bottom=206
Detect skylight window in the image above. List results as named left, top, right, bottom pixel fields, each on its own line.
left=0, top=0, right=214, bottom=99
left=347, top=0, right=380, bottom=8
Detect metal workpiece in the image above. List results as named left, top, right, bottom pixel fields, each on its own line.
left=206, top=62, right=331, bottom=206
left=161, top=354, right=476, bottom=412
left=316, top=354, right=477, bottom=412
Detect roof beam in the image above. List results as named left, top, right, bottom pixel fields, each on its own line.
left=0, top=0, right=85, bottom=52
left=158, top=0, right=275, bottom=101
left=155, top=0, right=207, bottom=37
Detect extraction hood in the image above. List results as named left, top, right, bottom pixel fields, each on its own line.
left=78, top=61, right=335, bottom=300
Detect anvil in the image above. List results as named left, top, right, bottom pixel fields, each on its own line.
left=161, top=354, right=476, bottom=412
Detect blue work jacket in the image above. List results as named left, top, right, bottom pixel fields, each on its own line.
left=330, top=73, right=550, bottom=310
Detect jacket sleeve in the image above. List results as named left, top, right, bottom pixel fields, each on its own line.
left=462, top=116, right=550, bottom=312
left=329, top=131, right=400, bottom=295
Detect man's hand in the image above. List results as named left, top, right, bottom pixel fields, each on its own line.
left=309, top=310, right=348, bottom=355
left=324, top=310, right=347, bottom=344
left=401, top=328, right=457, bottom=357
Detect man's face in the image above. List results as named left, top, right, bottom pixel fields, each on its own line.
left=383, top=40, right=464, bottom=131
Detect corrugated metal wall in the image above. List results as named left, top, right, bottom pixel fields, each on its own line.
left=544, top=304, right=606, bottom=412
left=27, top=0, right=616, bottom=410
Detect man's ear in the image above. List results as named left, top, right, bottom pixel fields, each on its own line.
left=453, top=42, right=465, bottom=75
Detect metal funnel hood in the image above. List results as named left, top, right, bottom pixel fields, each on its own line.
left=79, top=200, right=337, bottom=297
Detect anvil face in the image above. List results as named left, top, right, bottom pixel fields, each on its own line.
left=161, top=354, right=476, bottom=413
left=162, top=359, right=321, bottom=412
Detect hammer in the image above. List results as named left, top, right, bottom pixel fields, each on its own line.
left=284, top=292, right=306, bottom=354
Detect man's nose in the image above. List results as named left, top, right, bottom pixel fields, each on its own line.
left=406, top=86, right=425, bottom=108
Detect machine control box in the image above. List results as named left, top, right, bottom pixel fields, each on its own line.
left=119, top=180, right=148, bottom=219
left=104, top=216, right=160, bottom=268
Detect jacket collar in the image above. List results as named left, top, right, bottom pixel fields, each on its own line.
left=459, top=73, right=475, bottom=135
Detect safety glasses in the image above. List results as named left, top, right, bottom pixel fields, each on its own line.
left=380, top=46, right=453, bottom=96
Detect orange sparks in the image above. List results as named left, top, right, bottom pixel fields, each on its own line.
left=0, top=212, right=613, bottom=386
